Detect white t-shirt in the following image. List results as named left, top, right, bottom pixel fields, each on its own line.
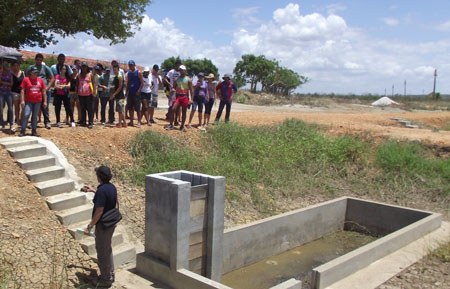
left=151, top=74, right=161, bottom=94
left=166, top=69, right=180, bottom=86
left=141, top=76, right=152, bottom=93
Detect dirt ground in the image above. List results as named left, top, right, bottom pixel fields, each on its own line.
left=0, top=101, right=449, bottom=288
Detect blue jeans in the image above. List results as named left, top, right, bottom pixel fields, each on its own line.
left=0, top=91, right=13, bottom=126
left=21, top=102, right=41, bottom=135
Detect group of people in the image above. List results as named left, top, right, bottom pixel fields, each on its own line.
left=0, top=53, right=238, bottom=136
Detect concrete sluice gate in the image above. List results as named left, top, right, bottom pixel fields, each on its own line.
left=135, top=171, right=442, bottom=289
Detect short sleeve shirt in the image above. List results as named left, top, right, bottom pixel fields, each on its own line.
left=93, top=183, right=117, bottom=217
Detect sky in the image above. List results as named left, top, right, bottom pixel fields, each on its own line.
left=25, top=0, right=450, bottom=95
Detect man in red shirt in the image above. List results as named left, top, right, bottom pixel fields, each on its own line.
left=215, top=73, right=237, bottom=123
left=19, top=68, right=47, bottom=137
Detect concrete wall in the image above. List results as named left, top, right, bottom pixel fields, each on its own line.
left=222, top=197, right=347, bottom=273
left=313, top=198, right=442, bottom=289
left=137, top=170, right=225, bottom=288
left=345, top=198, right=431, bottom=236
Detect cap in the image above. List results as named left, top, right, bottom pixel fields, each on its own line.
left=206, top=73, right=215, bottom=79
left=152, top=64, right=159, bottom=71
left=104, top=66, right=111, bottom=71
left=31, top=67, right=39, bottom=73
left=143, top=66, right=150, bottom=72
left=94, top=65, right=101, bottom=70
left=197, top=72, right=204, bottom=77
left=223, top=73, right=232, bottom=79
left=128, top=60, right=136, bottom=65
left=81, top=61, right=88, bottom=67
left=179, top=65, right=187, bottom=71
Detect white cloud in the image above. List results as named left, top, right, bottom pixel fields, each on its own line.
left=233, top=7, right=262, bottom=27
left=437, top=20, right=450, bottom=31
left=382, top=17, right=400, bottom=27
left=27, top=4, right=450, bottom=94
left=325, top=3, right=347, bottom=15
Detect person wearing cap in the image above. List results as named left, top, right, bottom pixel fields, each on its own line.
left=139, top=66, right=152, bottom=125
left=165, top=64, right=193, bottom=131
left=215, top=73, right=237, bottom=123
left=0, top=62, right=14, bottom=132
left=77, top=61, right=94, bottom=128
left=98, top=67, right=113, bottom=125
left=110, top=64, right=126, bottom=128
left=27, top=53, right=54, bottom=129
left=204, top=73, right=216, bottom=127
left=187, top=72, right=207, bottom=129
left=148, top=64, right=162, bottom=124
left=164, top=59, right=182, bottom=120
left=125, top=60, right=144, bottom=127
left=19, top=68, right=47, bottom=137
left=83, top=165, right=118, bottom=287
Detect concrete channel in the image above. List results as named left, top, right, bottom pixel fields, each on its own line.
left=134, top=170, right=446, bottom=289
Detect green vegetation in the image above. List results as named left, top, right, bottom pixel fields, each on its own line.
left=233, top=54, right=308, bottom=95
left=161, top=56, right=219, bottom=80
left=126, top=119, right=450, bottom=214
left=1, top=0, right=150, bottom=48
left=124, top=119, right=449, bottom=214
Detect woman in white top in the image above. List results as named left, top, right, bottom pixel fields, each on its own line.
left=149, top=64, right=162, bottom=124
left=139, top=67, right=152, bottom=126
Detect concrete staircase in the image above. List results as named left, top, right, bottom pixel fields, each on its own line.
left=0, top=136, right=136, bottom=269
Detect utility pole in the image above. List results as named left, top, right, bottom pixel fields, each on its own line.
left=404, top=80, right=406, bottom=97
left=384, top=88, right=387, bottom=97
left=432, top=69, right=437, bottom=100
left=392, top=84, right=394, bottom=97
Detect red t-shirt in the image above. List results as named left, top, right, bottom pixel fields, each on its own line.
left=21, top=77, right=45, bottom=103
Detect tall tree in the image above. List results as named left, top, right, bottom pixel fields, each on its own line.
left=233, top=54, right=277, bottom=92
left=0, top=0, right=150, bottom=48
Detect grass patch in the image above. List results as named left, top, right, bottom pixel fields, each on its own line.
left=125, top=120, right=449, bottom=213
left=126, top=120, right=369, bottom=211
left=432, top=242, right=450, bottom=262
left=375, top=141, right=450, bottom=193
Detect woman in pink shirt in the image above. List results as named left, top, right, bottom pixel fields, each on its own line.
left=77, top=62, right=94, bottom=128
left=55, top=65, right=75, bottom=127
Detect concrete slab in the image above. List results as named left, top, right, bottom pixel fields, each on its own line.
left=328, top=221, right=450, bottom=289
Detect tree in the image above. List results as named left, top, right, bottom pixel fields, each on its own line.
left=160, top=57, right=219, bottom=79
left=0, top=0, right=150, bottom=48
left=234, top=54, right=308, bottom=95
left=233, top=54, right=277, bottom=92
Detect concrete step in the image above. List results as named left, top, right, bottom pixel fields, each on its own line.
left=91, top=243, right=136, bottom=269
left=0, top=138, right=38, bottom=149
left=81, top=233, right=124, bottom=255
left=35, top=177, right=75, bottom=196
left=26, top=165, right=65, bottom=182
left=68, top=221, right=91, bottom=240
left=46, top=191, right=87, bottom=211
left=17, top=155, right=56, bottom=170
left=56, top=204, right=92, bottom=225
left=7, top=144, right=47, bottom=159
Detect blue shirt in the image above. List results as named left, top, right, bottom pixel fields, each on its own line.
left=93, top=183, right=117, bottom=217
